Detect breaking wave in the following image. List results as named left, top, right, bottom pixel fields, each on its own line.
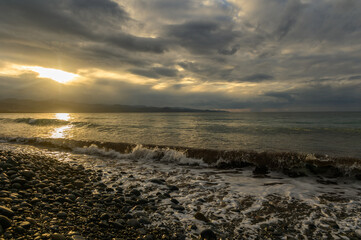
left=0, top=136, right=360, bottom=179
left=0, top=118, right=99, bottom=127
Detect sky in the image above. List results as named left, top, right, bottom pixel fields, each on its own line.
left=0, top=0, right=361, bottom=111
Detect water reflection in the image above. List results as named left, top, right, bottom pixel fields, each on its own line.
left=50, top=113, right=72, bottom=138
left=51, top=125, right=72, bottom=138
left=55, top=113, right=70, bottom=121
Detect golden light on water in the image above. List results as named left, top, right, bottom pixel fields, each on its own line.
left=50, top=113, right=72, bottom=138
left=51, top=125, right=72, bottom=138
left=22, top=66, right=78, bottom=84
left=55, top=113, right=70, bottom=121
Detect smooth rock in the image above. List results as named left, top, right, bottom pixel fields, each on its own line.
left=11, top=183, right=21, bottom=189
left=51, top=233, right=67, bottom=240
left=57, top=212, right=67, bottom=219
left=21, top=170, right=35, bottom=179
left=144, top=234, right=154, bottom=240
left=127, top=219, right=140, bottom=228
left=130, top=189, right=141, bottom=197
left=194, top=212, right=210, bottom=222
left=100, top=213, right=110, bottom=220
left=199, top=229, right=217, bottom=240
left=171, top=203, right=185, bottom=211
left=71, top=235, right=86, bottom=240
left=14, top=226, right=26, bottom=234
left=0, top=215, right=12, bottom=229
left=253, top=166, right=269, bottom=175
left=170, top=199, right=179, bottom=204
left=150, top=179, right=165, bottom=184
left=19, top=221, right=31, bottom=229
left=167, top=185, right=179, bottom=191
left=138, top=217, right=151, bottom=225
left=0, top=206, right=14, bottom=217
left=74, top=180, right=85, bottom=188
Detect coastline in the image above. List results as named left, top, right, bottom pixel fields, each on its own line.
left=2, top=137, right=361, bottom=179
left=0, top=149, right=184, bottom=240
left=0, top=143, right=361, bottom=239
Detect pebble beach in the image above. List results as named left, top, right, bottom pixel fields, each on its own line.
left=1, top=142, right=361, bottom=239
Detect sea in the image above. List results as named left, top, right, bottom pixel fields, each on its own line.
left=0, top=112, right=361, bottom=157
left=0, top=112, right=361, bottom=239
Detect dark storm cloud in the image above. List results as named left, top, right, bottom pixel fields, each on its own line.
left=262, top=81, right=361, bottom=111
left=0, top=0, right=167, bottom=55
left=129, top=69, right=160, bottom=79
left=265, top=92, right=295, bottom=103
left=152, top=67, right=178, bottom=77
left=129, top=66, right=178, bottom=79
left=166, top=20, right=240, bottom=54
left=275, top=0, right=304, bottom=39
left=177, top=61, right=233, bottom=80
left=1, top=0, right=361, bottom=111
left=241, top=74, right=274, bottom=82
left=348, top=75, right=361, bottom=81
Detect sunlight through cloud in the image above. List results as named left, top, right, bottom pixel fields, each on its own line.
left=22, top=66, right=78, bottom=84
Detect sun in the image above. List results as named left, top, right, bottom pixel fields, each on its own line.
left=22, top=66, right=78, bottom=84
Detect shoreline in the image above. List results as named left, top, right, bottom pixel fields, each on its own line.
left=0, top=149, right=185, bottom=240
left=1, top=143, right=361, bottom=239
left=2, top=137, right=361, bottom=180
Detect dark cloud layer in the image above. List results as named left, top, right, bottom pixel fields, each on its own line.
left=0, top=0, right=361, bottom=111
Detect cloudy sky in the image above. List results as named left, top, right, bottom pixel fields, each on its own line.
left=0, top=0, right=361, bottom=111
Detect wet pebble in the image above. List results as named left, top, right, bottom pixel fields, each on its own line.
left=199, top=229, right=217, bottom=240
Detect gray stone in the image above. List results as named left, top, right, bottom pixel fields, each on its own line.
left=171, top=203, right=185, bottom=211
left=0, top=215, right=12, bottom=229
left=100, top=213, right=110, bottom=220
left=149, top=178, right=165, bottom=184
left=11, top=183, right=21, bottom=189
left=167, top=185, right=179, bottom=191
left=74, top=180, right=85, bottom=188
left=138, top=228, right=147, bottom=234
left=71, top=235, right=86, bottom=240
left=14, top=226, right=26, bottom=233
left=12, top=176, right=26, bottom=184
left=200, top=229, right=217, bottom=240
left=19, top=221, right=31, bottom=229
left=21, top=170, right=35, bottom=179
left=68, top=194, right=76, bottom=201
left=127, top=219, right=140, bottom=228
left=0, top=206, right=14, bottom=217
left=130, top=189, right=141, bottom=197
left=57, top=212, right=67, bottom=219
left=194, top=212, right=210, bottom=222
left=144, top=234, right=154, bottom=240
left=139, top=217, right=151, bottom=225
left=171, top=198, right=179, bottom=204
left=51, top=233, right=66, bottom=240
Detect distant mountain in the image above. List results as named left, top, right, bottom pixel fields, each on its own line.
left=0, top=99, right=224, bottom=113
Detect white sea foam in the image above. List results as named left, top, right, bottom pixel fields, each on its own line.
left=74, top=144, right=123, bottom=158
left=1, top=142, right=361, bottom=239
left=73, top=144, right=206, bottom=166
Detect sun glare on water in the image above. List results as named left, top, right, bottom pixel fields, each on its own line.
left=23, top=66, right=78, bottom=84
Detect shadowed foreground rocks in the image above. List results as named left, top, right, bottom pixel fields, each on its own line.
left=0, top=150, right=187, bottom=240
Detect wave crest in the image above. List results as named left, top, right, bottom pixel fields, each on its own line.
left=74, top=144, right=206, bottom=166
left=0, top=136, right=360, bottom=178
left=0, top=118, right=99, bottom=128
left=15, top=118, right=69, bottom=126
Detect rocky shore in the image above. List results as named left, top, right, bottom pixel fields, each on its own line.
left=1, top=144, right=361, bottom=240
left=0, top=150, right=199, bottom=240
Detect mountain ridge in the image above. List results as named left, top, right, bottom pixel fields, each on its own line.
left=0, top=99, right=224, bottom=113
